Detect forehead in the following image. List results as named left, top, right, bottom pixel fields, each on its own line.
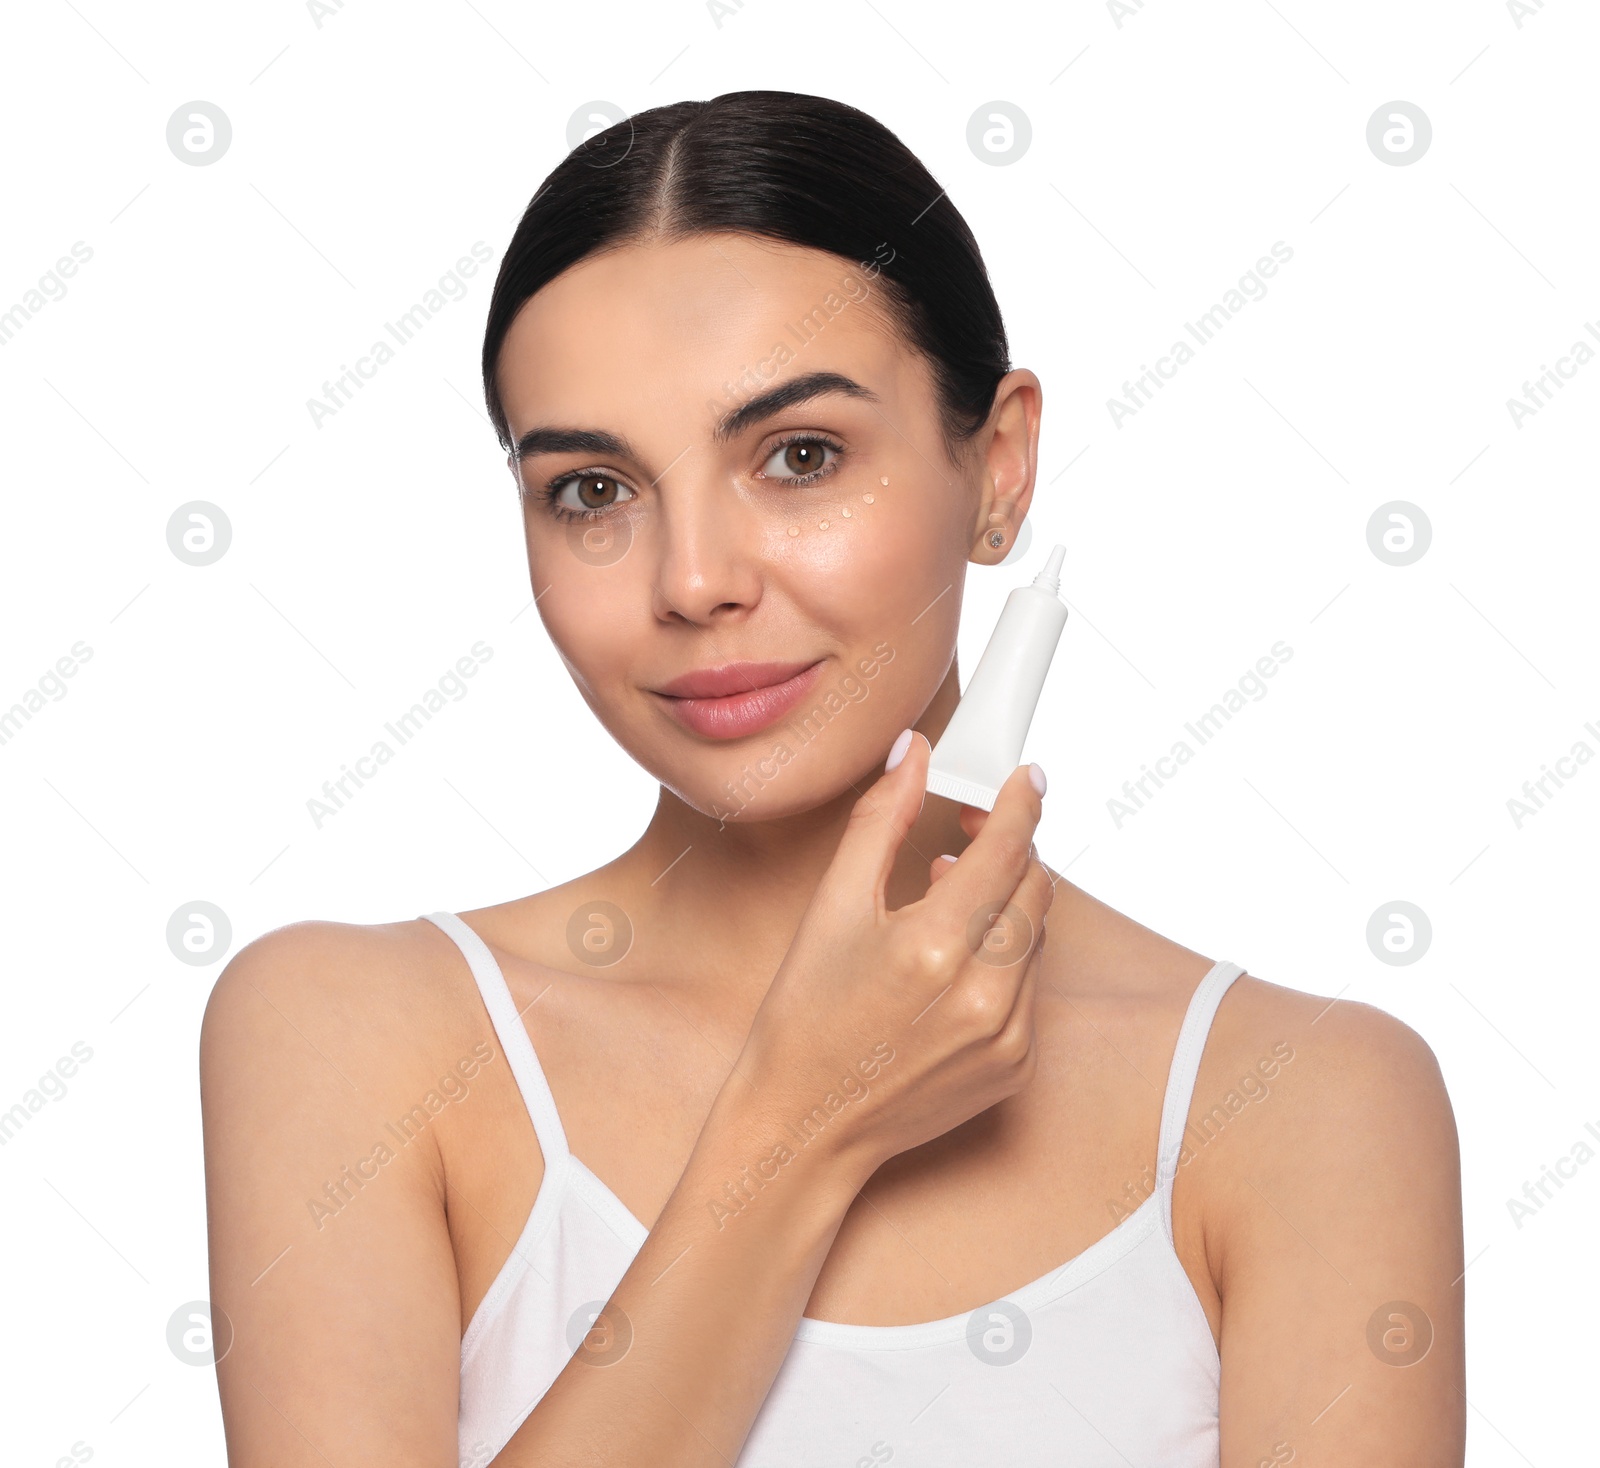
left=496, top=233, right=919, bottom=439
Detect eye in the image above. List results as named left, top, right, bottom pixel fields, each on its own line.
left=757, top=435, right=843, bottom=486
left=540, top=471, right=638, bottom=522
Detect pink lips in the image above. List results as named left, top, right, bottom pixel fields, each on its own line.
left=651, top=660, right=824, bottom=740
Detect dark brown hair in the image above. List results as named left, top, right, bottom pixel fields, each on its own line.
left=480, top=90, right=1011, bottom=465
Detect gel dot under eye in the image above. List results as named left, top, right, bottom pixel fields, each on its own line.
left=863, top=493, right=874, bottom=504
left=787, top=525, right=799, bottom=536
left=880, top=476, right=889, bottom=485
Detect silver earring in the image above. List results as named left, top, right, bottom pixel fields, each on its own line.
left=988, top=530, right=1005, bottom=548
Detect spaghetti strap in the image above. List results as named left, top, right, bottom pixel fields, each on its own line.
left=421, top=910, right=571, bottom=1169
left=1154, top=958, right=1246, bottom=1245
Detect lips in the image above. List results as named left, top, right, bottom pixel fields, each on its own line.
left=650, top=659, right=825, bottom=740
left=654, top=660, right=819, bottom=699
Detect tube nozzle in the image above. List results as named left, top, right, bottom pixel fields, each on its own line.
left=1031, top=543, right=1067, bottom=595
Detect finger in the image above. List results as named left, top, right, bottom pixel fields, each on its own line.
left=962, top=854, right=1052, bottom=974
left=994, top=924, right=1045, bottom=1055
left=1006, top=856, right=1058, bottom=956
left=958, top=804, right=988, bottom=843
left=824, top=729, right=932, bottom=910
left=929, top=852, right=960, bottom=885
left=923, top=762, right=1045, bottom=928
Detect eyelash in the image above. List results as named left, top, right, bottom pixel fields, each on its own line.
left=535, top=433, right=846, bottom=523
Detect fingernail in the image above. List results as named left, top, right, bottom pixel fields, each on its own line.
left=1028, top=762, right=1048, bottom=797
left=938, top=852, right=958, bottom=864
left=885, top=728, right=914, bottom=771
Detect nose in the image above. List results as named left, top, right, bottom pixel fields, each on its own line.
left=650, top=469, right=762, bottom=627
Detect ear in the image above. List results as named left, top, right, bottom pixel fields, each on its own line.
left=970, top=369, right=1043, bottom=565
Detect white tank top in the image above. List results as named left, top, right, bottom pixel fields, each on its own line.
left=423, top=909, right=1244, bottom=1468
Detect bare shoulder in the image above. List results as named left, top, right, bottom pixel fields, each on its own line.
left=1201, top=973, right=1457, bottom=1158
left=197, top=911, right=509, bottom=1195
left=1191, top=972, right=1460, bottom=1223
left=200, top=913, right=475, bottom=1083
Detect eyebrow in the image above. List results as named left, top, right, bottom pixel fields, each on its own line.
left=509, top=370, right=881, bottom=463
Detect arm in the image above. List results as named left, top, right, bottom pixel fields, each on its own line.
left=200, top=921, right=870, bottom=1468
left=1207, top=990, right=1466, bottom=1467
left=489, top=1078, right=863, bottom=1467
left=199, top=923, right=464, bottom=1467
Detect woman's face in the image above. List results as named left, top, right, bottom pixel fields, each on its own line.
left=494, top=231, right=999, bottom=824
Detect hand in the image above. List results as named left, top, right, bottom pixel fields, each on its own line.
left=732, top=730, right=1053, bottom=1187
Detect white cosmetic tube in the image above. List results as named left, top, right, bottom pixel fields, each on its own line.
left=924, top=544, right=1068, bottom=810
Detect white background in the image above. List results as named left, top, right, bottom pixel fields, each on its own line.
left=2, top=0, right=1594, bottom=1462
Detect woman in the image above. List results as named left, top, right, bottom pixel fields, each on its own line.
left=200, top=91, right=1465, bottom=1467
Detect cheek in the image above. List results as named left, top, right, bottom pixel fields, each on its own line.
left=522, top=507, right=654, bottom=680
left=775, top=506, right=961, bottom=703
left=537, top=584, right=636, bottom=702
left=776, top=487, right=958, bottom=628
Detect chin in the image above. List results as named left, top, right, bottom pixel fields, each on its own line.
left=667, top=740, right=883, bottom=828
